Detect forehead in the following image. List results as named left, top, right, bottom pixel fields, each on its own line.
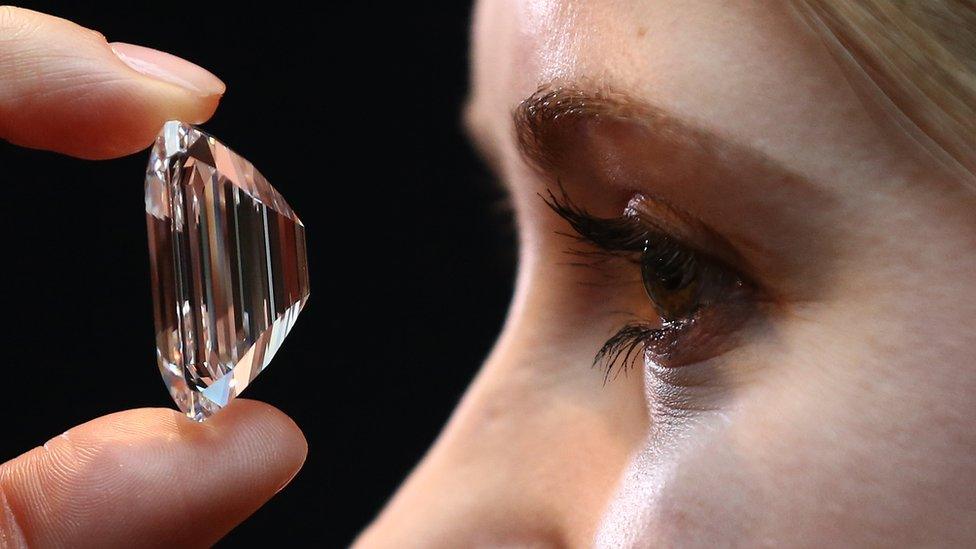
left=467, top=0, right=908, bottom=187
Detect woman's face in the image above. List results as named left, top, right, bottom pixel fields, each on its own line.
left=358, top=1, right=976, bottom=546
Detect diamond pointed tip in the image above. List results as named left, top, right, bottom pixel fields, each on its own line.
left=146, top=121, right=309, bottom=421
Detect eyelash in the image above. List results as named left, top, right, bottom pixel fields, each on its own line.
left=541, top=186, right=749, bottom=378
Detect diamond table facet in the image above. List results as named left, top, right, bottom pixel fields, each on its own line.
left=146, top=121, right=309, bottom=421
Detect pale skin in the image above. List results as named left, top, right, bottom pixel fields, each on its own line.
left=357, top=0, right=976, bottom=547
left=2, top=3, right=975, bottom=547
left=0, top=7, right=306, bottom=547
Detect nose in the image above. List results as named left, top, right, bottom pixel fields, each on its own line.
left=353, top=320, right=647, bottom=548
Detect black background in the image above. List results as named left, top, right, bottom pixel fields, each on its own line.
left=1, top=2, right=513, bottom=546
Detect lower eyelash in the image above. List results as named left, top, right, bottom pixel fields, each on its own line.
left=596, top=320, right=690, bottom=381
left=596, top=323, right=654, bottom=382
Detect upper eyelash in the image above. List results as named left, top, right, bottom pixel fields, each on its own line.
left=541, top=184, right=742, bottom=288
left=540, top=185, right=648, bottom=254
left=541, top=185, right=706, bottom=272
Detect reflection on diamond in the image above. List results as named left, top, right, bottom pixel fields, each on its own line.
left=146, top=121, right=309, bottom=421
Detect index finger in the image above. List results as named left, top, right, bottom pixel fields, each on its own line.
left=0, top=6, right=224, bottom=159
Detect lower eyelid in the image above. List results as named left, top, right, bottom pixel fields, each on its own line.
left=662, top=285, right=758, bottom=361
left=601, top=294, right=757, bottom=377
left=645, top=358, right=737, bottom=417
left=643, top=306, right=779, bottom=417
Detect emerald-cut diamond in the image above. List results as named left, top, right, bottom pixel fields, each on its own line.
left=145, top=121, right=309, bottom=421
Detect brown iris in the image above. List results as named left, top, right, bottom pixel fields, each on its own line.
left=640, top=235, right=703, bottom=321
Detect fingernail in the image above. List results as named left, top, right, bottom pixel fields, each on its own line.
left=110, top=42, right=225, bottom=96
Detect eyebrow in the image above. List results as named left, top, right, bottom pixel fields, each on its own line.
left=512, top=85, right=807, bottom=190
left=514, top=86, right=669, bottom=174
left=507, top=83, right=835, bottom=212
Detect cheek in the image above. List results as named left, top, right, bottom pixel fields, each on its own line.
left=594, top=390, right=858, bottom=547
left=595, top=322, right=976, bottom=548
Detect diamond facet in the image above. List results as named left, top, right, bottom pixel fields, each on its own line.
left=146, top=121, right=309, bottom=421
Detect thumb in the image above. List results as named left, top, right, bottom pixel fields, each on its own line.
left=0, top=6, right=225, bottom=159
left=0, top=400, right=307, bottom=547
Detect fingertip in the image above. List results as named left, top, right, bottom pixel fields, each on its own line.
left=206, top=399, right=309, bottom=489
left=0, top=6, right=225, bottom=159
left=54, top=82, right=223, bottom=160
left=0, top=401, right=306, bottom=547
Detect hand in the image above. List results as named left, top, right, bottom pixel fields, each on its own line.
left=0, top=7, right=307, bottom=547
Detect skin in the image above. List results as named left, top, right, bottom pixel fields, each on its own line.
left=357, top=1, right=976, bottom=547
left=2, top=3, right=974, bottom=547
left=0, top=7, right=306, bottom=547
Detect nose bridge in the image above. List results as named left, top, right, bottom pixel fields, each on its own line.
left=355, top=333, right=648, bottom=548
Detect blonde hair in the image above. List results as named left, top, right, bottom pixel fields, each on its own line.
left=795, top=0, right=976, bottom=179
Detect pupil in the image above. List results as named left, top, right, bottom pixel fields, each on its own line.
left=652, top=246, right=693, bottom=291
left=657, top=267, right=685, bottom=291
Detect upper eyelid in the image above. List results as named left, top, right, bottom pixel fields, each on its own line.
left=625, top=194, right=711, bottom=249
left=544, top=186, right=736, bottom=263
left=626, top=194, right=756, bottom=276
left=542, top=186, right=773, bottom=299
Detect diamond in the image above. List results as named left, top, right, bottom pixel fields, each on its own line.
left=145, top=121, right=309, bottom=421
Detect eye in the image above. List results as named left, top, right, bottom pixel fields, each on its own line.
left=640, top=234, right=744, bottom=323
left=541, top=185, right=755, bottom=374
